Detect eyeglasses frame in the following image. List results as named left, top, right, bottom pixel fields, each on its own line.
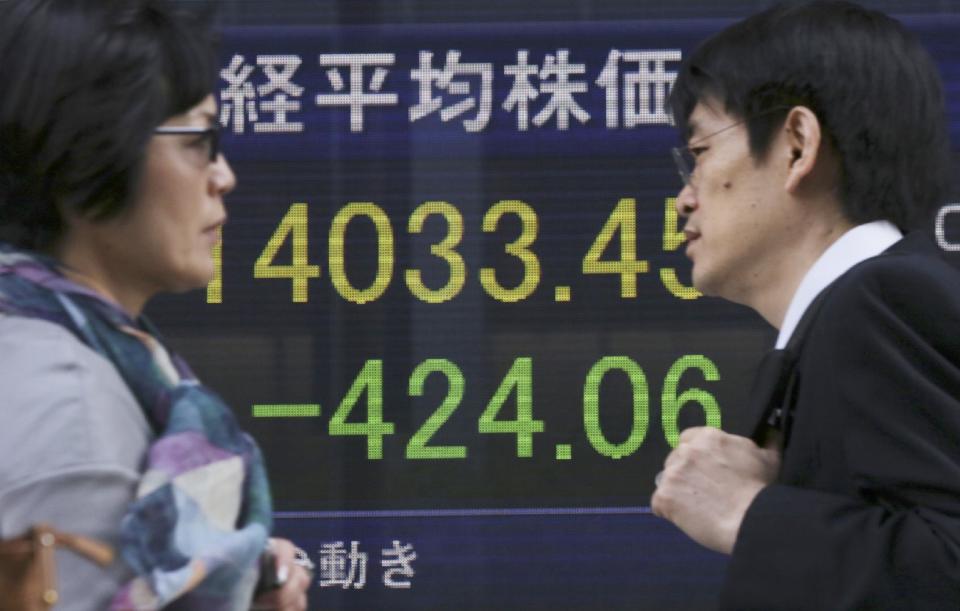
left=153, top=125, right=221, bottom=162
left=671, top=106, right=792, bottom=188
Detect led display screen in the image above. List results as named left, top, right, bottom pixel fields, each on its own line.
left=147, top=5, right=960, bottom=608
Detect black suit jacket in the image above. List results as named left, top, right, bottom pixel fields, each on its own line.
left=721, top=232, right=960, bottom=610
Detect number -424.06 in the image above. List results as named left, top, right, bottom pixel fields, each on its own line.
left=253, top=354, right=721, bottom=461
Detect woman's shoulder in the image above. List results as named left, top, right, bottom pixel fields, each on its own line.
left=0, top=314, right=152, bottom=493
left=0, top=313, right=125, bottom=399
left=0, top=314, right=96, bottom=397
left=0, top=311, right=79, bottom=343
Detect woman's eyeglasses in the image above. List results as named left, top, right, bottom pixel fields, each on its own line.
left=153, top=125, right=221, bottom=162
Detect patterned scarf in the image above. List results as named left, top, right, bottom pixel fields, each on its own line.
left=0, top=242, right=273, bottom=610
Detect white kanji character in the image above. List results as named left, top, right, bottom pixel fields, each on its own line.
left=532, top=49, right=591, bottom=130
left=597, top=49, right=682, bottom=128
left=409, top=50, right=493, bottom=132
left=596, top=49, right=623, bottom=129
left=409, top=51, right=444, bottom=122
left=502, top=50, right=540, bottom=131
left=318, top=541, right=368, bottom=589
left=381, top=541, right=417, bottom=589
left=623, top=50, right=681, bottom=126
left=315, top=53, right=399, bottom=133
left=219, top=54, right=258, bottom=134
left=255, top=55, right=304, bottom=133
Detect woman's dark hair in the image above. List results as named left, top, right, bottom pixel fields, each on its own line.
left=0, top=0, right=217, bottom=249
left=669, top=0, right=951, bottom=231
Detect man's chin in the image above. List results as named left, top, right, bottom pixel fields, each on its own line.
left=690, top=270, right=709, bottom=294
left=690, top=272, right=721, bottom=299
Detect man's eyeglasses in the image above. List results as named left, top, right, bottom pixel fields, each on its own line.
left=671, top=107, right=790, bottom=188
left=153, top=125, right=221, bottom=162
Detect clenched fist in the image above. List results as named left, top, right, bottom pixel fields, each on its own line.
left=651, top=427, right=780, bottom=554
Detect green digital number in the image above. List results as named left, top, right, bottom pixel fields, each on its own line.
left=661, top=355, right=721, bottom=447
left=583, top=198, right=649, bottom=298
left=329, top=360, right=395, bottom=459
left=406, top=359, right=467, bottom=460
left=478, top=357, right=543, bottom=458
left=583, top=356, right=649, bottom=459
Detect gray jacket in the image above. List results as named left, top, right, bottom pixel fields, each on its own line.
left=0, top=314, right=153, bottom=611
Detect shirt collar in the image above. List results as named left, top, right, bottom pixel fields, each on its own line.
left=774, top=220, right=903, bottom=349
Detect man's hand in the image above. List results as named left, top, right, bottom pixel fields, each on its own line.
left=651, top=427, right=780, bottom=554
left=252, top=538, right=312, bottom=611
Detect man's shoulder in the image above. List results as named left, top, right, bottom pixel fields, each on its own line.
left=803, top=232, right=960, bottom=359
left=828, top=232, right=960, bottom=308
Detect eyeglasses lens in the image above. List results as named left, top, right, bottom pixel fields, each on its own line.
left=671, top=147, right=696, bottom=187
left=206, top=129, right=220, bottom=162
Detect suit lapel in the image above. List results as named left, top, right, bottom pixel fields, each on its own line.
left=743, top=281, right=836, bottom=442
left=744, top=349, right=796, bottom=442
left=741, top=232, right=930, bottom=443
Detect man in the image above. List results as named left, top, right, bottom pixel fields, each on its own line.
left=650, top=1, right=960, bottom=609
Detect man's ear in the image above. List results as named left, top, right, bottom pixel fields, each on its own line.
left=782, top=106, right=822, bottom=194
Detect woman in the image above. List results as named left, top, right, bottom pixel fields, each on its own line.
left=0, top=0, right=311, bottom=609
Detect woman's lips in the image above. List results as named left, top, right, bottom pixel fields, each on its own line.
left=202, top=219, right=225, bottom=246
left=683, top=229, right=700, bottom=257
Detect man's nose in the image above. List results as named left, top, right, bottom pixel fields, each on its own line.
left=675, top=184, right=697, bottom=217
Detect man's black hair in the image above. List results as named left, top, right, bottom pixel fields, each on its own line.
left=669, top=0, right=951, bottom=231
left=0, top=0, right=217, bottom=250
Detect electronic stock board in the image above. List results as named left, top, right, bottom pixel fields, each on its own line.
left=148, top=7, right=960, bottom=609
